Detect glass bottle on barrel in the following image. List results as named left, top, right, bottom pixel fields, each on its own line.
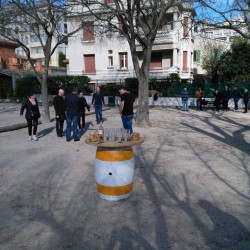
left=98, top=122, right=104, bottom=143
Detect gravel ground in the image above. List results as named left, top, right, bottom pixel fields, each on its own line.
left=0, top=104, right=250, bottom=250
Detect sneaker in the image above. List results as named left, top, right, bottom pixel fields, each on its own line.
left=32, top=135, right=38, bottom=141
left=28, top=136, right=32, bottom=141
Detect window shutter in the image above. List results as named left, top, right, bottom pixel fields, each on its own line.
left=84, top=55, right=96, bottom=73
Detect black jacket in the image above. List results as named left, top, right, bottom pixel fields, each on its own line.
left=65, top=92, right=81, bottom=116
left=243, top=91, right=249, bottom=102
left=214, top=92, right=222, bottom=105
left=20, top=98, right=40, bottom=120
left=78, top=97, right=90, bottom=113
left=53, top=95, right=66, bottom=120
left=232, top=90, right=241, bottom=99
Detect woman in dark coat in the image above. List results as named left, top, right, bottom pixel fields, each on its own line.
left=20, top=93, right=41, bottom=141
left=78, top=91, right=90, bottom=131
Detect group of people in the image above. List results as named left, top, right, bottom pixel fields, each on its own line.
left=20, top=86, right=136, bottom=141
left=180, top=86, right=249, bottom=114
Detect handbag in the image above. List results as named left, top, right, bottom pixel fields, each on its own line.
left=31, top=111, right=41, bottom=119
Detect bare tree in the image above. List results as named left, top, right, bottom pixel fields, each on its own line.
left=73, top=0, right=194, bottom=127
left=194, top=0, right=250, bottom=39
left=0, top=0, right=83, bottom=122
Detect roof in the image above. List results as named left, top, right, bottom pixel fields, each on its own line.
left=0, top=39, right=20, bottom=48
left=16, top=54, right=36, bottom=61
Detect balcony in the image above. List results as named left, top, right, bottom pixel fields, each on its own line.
left=154, top=30, right=175, bottom=44
left=149, top=67, right=178, bottom=78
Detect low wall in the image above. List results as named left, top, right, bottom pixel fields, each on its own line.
left=85, top=96, right=248, bottom=108
left=1, top=96, right=248, bottom=109
left=149, top=97, right=249, bottom=108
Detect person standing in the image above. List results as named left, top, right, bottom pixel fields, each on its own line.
left=232, top=86, right=241, bottom=112
left=78, top=91, right=90, bottom=131
left=65, top=87, right=81, bottom=142
left=20, top=93, right=41, bottom=141
left=53, top=89, right=66, bottom=137
left=180, top=88, right=189, bottom=111
left=195, top=87, right=203, bottom=111
left=243, top=88, right=249, bottom=113
left=91, top=86, right=105, bottom=124
left=214, top=90, right=222, bottom=114
left=119, top=87, right=136, bottom=134
left=222, top=85, right=231, bottom=111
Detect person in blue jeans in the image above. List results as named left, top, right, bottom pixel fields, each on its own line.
left=180, top=88, right=189, bottom=111
left=232, top=86, right=241, bottom=111
left=65, top=87, right=81, bottom=142
left=119, top=87, right=136, bottom=134
left=91, top=86, right=105, bottom=124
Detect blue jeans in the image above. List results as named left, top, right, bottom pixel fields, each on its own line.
left=182, top=100, right=189, bottom=111
left=66, top=115, right=79, bottom=141
left=94, top=105, right=102, bottom=123
left=121, top=115, right=134, bottom=134
left=234, top=98, right=239, bottom=110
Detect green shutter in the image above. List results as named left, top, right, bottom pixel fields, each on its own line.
left=196, top=50, right=200, bottom=63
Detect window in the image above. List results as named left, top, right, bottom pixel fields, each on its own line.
left=119, top=52, right=128, bottom=69
left=108, top=56, right=113, bottom=68
left=193, top=50, right=200, bottom=63
left=150, top=52, right=162, bottom=68
left=56, top=24, right=61, bottom=32
left=182, top=51, right=188, bottom=71
left=83, top=22, right=95, bottom=41
left=31, top=47, right=43, bottom=54
left=183, top=17, right=189, bottom=37
left=64, top=24, right=68, bottom=34
left=84, top=54, right=96, bottom=73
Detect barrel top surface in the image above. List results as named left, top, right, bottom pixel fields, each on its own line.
left=85, top=137, right=144, bottom=148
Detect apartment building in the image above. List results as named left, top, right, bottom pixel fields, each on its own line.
left=67, top=1, right=195, bottom=87
left=15, top=18, right=68, bottom=67
left=193, top=25, right=238, bottom=75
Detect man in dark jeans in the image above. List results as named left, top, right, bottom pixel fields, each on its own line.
left=91, top=86, right=105, bottom=124
left=119, top=87, right=136, bottom=134
left=65, top=87, right=81, bottom=142
left=53, top=88, right=66, bottom=137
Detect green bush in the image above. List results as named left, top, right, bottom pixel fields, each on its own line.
left=101, top=84, right=123, bottom=96
left=15, top=75, right=92, bottom=100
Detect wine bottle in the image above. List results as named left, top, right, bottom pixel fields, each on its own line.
left=98, top=122, right=104, bottom=143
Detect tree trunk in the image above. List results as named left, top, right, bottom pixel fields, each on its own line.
left=40, top=40, right=52, bottom=123
left=130, top=43, right=152, bottom=128
left=135, top=69, right=151, bottom=127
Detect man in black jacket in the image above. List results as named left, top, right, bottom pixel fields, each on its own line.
left=78, top=91, right=90, bottom=131
left=65, top=88, right=81, bottom=142
left=53, top=89, right=66, bottom=137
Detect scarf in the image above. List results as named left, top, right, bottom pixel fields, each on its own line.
left=29, top=98, right=36, bottom=106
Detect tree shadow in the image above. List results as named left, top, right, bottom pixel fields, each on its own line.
left=198, top=199, right=250, bottom=249
left=107, top=225, right=153, bottom=249
left=134, top=132, right=250, bottom=248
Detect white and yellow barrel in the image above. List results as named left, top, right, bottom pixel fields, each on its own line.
left=94, top=146, right=135, bottom=201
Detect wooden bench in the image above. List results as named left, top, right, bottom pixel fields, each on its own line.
left=202, top=99, right=216, bottom=110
